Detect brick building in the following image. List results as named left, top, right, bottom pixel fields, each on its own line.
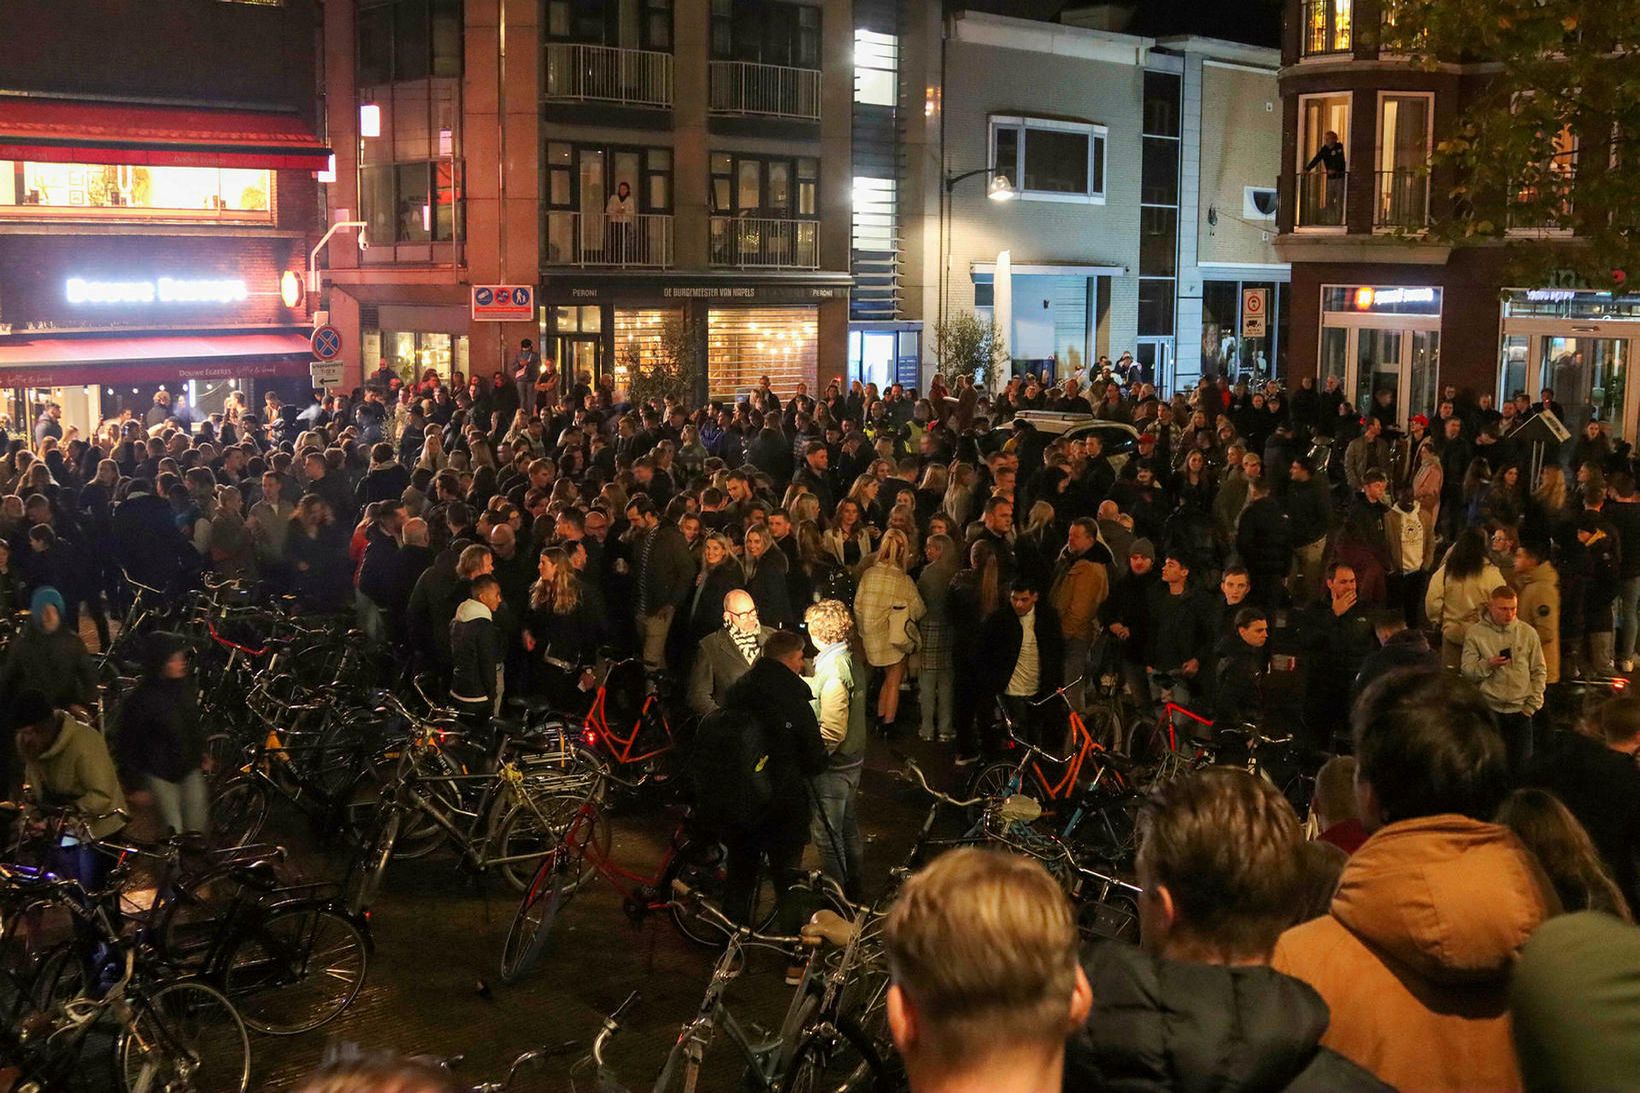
left=0, top=0, right=328, bottom=434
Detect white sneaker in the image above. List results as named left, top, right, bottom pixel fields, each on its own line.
left=918, top=727, right=934, bottom=741
left=1623, top=659, right=1635, bottom=674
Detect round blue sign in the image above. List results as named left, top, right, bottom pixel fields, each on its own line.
left=311, top=325, right=342, bottom=360
left=475, top=287, right=494, bottom=306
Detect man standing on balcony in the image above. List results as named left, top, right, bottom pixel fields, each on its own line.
left=606, top=181, right=637, bottom=264
left=1305, top=130, right=1348, bottom=223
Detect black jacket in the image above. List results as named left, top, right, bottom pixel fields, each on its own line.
left=449, top=599, right=503, bottom=704
left=1066, top=944, right=1392, bottom=1093
left=743, top=551, right=796, bottom=632
left=1100, top=569, right=1162, bottom=665
left=1528, top=731, right=1640, bottom=911
left=720, top=658, right=828, bottom=829
left=1212, top=634, right=1267, bottom=727
left=356, top=463, right=411, bottom=506
left=115, top=677, right=204, bottom=783
left=1236, top=496, right=1295, bottom=577
left=112, top=491, right=192, bottom=591
left=975, top=602, right=1066, bottom=696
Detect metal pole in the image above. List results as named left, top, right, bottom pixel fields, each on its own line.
left=308, top=220, right=367, bottom=297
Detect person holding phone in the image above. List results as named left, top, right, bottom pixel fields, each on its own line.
left=1461, top=585, right=1547, bottom=774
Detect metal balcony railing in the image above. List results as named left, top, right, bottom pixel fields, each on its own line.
left=544, top=43, right=673, bottom=109
left=708, top=60, right=821, bottom=120
left=1374, top=168, right=1429, bottom=229
left=1508, top=181, right=1575, bottom=233
left=544, top=212, right=674, bottom=268
left=709, top=216, right=820, bottom=269
left=1300, top=0, right=1353, bottom=55
left=1295, top=170, right=1349, bottom=228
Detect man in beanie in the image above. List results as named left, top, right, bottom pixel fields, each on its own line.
left=0, top=587, right=96, bottom=727
left=1099, top=539, right=1162, bottom=729
left=114, top=633, right=208, bottom=835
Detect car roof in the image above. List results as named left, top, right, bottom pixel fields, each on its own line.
left=1001, top=411, right=1141, bottom=441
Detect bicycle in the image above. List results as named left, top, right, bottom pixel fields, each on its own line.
left=497, top=770, right=773, bottom=986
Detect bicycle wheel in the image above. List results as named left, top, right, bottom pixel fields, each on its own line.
left=666, top=839, right=776, bottom=948
left=347, top=808, right=401, bottom=916
left=782, top=1016, right=887, bottom=1093
left=968, top=760, right=1026, bottom=802
left=209, top=777, right=271, bottom=848
left=492, top=793, right=588, bottom=893
left=118, top=980, right=251, bottom=1093
left=222, top=904, right=368, bottom=1035
left=498, top=847, right=577, bottom=985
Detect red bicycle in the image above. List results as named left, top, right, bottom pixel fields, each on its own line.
left=530, top=658, right=675, bottom=781
left=497, top=771, right=773, bottom=985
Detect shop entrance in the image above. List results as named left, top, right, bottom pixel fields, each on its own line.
left=1318, top=285, right=1443, bottom=428
left=1499, top=329, right=1634, bottom=440
left=555, top=333, right=605, bottom=387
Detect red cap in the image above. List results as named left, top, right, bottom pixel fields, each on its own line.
left=1411, top=413, right=1429, bottom=427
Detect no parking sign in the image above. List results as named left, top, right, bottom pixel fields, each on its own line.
left=1242, top=288, right=1269, bottom=339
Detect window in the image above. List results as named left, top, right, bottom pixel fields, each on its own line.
left=543, top=143, right=674, bottom=264
left=359, top=49, right=462, bottom=247
left=1140, top=139, right=1179, bottom=205
left=711, top=0, right=820, bottom=68
left=1143, top=72, right=1180, bottom=137
left=1297, top=93, right=1351, bottom=228
left=358, top=0, right=463, bottom=83
left=1375, top=92, right=1433, bottom=228
left=1244, top=186, right=1279, bottom=218
left=0, top=162, right=272, bottom=222
left=989, top=117, right=1107, bottom=203
left=1140, top=207, right=1178, bottom=277
left=1137, top=279, right=1175, bottom=336
left=710, top=152, right=818, bottom=217
left=854, top=29, right=897, bottom=107
left=1509, top=95, right=1576, bottom=232
left=852, top=176, right=895, bottom=251
left=361, top=160, right=461, bottom=243
left=1301, top=0, right=1352, bottom=56
left=545, top=0, right=672, bottom=48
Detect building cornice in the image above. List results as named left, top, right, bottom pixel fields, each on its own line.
left=950, top=11, right=1155, bottom=68
left=1274, top=234, right=1454, bottom=265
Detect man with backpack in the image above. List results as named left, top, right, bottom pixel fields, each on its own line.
left=692, top=630, right=827, bottom=933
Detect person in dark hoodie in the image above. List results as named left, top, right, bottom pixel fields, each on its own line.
left=111, top=477, right=193, bottom=593
left=1350, top=613, right=1439, bottom=706
left=449, top=574, right=504, bottom=719
left=717, top=629, right=828, bottom=932
left=1066, top=767, right=1390, bottom=1093
left=114, top=632, right=207, bottom=835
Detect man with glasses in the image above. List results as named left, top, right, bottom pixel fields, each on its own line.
left=688, top=589, right=772, bottom=718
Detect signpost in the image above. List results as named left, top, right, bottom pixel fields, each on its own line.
left=310, top=361, right=345, bottom=389
left=471, top=285, right=535, bottom=322
left=311, top=324, right=342, bottom=361
left=1241, top=288, right=1268, bottom=339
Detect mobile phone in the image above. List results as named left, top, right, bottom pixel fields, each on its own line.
left=1499, top=648, right=1513, bottom=660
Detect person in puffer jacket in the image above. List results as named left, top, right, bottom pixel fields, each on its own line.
left=1273, top=670, right=1558, bottom=1092
left=1066, top=767, right=1389, bottom=1093
left=449, top=575, right=504, bottom=718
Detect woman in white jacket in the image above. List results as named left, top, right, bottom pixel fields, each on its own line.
left=853, top=529, right=925, bottom=730
left=1425, top=526, right=1507, bottom=668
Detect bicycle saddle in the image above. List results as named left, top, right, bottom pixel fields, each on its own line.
left=506, top=694, right=557, bottom=713
left=998, top=795, right=1043, bottom=824
left=800, top=909, right=858, bottom=949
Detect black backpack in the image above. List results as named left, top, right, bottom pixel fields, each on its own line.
left=688, top=707, right=774, bottom=828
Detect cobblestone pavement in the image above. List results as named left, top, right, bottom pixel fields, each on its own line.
left=251, top=741, right=939, bottom=1092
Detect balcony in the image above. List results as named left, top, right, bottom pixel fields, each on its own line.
left=709, top=216, right=819, bottom=269
left=1294, top=171, right=1349, bottom=229
left=1300, top=0, right=1353, bottom=56
left=544, top=43, right=673, bottom=109
left=1374, top=168, right=1429, bottom=229
left=709, top=60, right=821, bottom=121
left=544, top=212, right=674, bottom=268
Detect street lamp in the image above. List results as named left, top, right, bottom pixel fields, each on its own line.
left=938, top=166, right=1015, bottom=380
left=308, top=218, right=367, bottom=296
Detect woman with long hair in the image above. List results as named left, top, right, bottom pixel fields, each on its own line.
left=1480, top=464, right=1526, bottom=528
left=853, top=528, right=925, bottom=731
left=943, top=462, right=979, bottom=530
left=1425, top=525, right=1507, bottom=668
left=1171, top=448, right=1216, bottom=513
left=822, top=498, right=874, bottom=571
left=1497, top=788, right=1631, bottom=920
left=916, top=533, right=962, bottom=744
left=847, top=474, right=883, bottom=528
left=742, top=522, right=795, bottom=631
left=523, top=546, right=599, bottom=708
left=1412, top=439, right=1443, bottom=540
left=1461, top=457, right=1494, bottom=525
left=1016, top=500, right=1061, bottom=587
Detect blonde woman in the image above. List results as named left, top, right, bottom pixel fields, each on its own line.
left=886, top=502, right=921, bottom=558
left=804, top=599, right=867, bottom=900
left=943, top=463, right=979, bottom=529
left=789, top=491, right=822, bottom=528
left=853, top=528, right=925, bottom=730
left=415, top=429, right=447, bottom=474
left=523, top=546, right=599, bottom=707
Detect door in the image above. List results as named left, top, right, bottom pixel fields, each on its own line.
left=1323, top=323, right=1440, bottom=428
left=1540, top=337, right=1626, bottom=438
left=556, top=334, right=604, bottom=386
left=1355, top=328, right=1403, bottom=423
left=1135, top=338, right=1174, bottom=389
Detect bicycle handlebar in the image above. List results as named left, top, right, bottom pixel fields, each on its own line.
left=668, top=878, right=803, bottom=947
left=895, top=756, right=985, bottom=809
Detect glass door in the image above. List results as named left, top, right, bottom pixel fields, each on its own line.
left=1136, top=337, right=1174, bottom=389
left=1541, top=337, right=1627, bottom=438
left=1355, top=328, right=1403, bottom=422
left=1407, top=330, right=1440, bottom=424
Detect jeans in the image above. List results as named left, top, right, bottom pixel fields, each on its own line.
left=1062, top=638, right=1092, bottom=714
left=1496, top=710, right=1535, bottom=775
left=809, top=760, right=864, bottom=901
left=1620, top=576, right=1640, bottom=661
left=919, top=661, right=955, bottom=740
left=146, top=770, right=209, bottom=835
left=355, top=589, right=386, bottom=645
left=516, top=379, right=536, bottom=415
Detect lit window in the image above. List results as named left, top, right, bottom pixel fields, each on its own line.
left=852, top=176, right=895, bottom=251
left=0, top=162, right=272, bottom=221
left=854, top=29, right=897, bottom=107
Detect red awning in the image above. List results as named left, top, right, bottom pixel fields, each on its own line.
left=0, top=331, right=314, bottom=387
left=0, top=97, right=330, bottom=171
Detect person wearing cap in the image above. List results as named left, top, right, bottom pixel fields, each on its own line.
left=1098, top=538, right=1162, bottom=729
left=114, top=633, right=208, bottom=835
left=0, top=587, right=96, bottom=731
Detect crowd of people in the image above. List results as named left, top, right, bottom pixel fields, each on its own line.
left=5, top=350, right=1640, bottom=1091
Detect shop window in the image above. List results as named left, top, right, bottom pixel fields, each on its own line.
left=358, top=0, right=463, bottom=82
left=990, top=116, right=1107, bottom=203
left=0, top=162, right=272, bottom=222
left=614, top=308, right=685, bottom=395
left=706, top=307, right=818, bottom=400
left=376, top=330, right=468, bottom=383
left=711, top=0, right=820, bottom=68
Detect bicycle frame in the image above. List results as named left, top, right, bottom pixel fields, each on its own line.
left=556, top=797, right=690, bottom=913
left=388, top=754, right=569, bottom=874
left=580, top=680, right=674, bottom=768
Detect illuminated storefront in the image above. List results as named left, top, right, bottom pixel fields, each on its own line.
left=1316, top=284, right=1443, bottom=428
left=1498, top=289, right=1640, bottom=441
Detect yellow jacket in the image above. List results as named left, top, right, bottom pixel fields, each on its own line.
left=1050, top=556, right=1108, bottom=641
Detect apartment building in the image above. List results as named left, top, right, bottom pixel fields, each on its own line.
left=1278, top=0, right=1639, bottom=435
left=322, top=0, right=855, bottom=400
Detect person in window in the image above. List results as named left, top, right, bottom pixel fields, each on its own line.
left=605, top=181, right=637, bottom=263
left=1305, top=130, right=1347, bottom=223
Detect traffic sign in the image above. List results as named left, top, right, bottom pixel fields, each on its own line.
left=471, top=284, right=535, bottom=322
left=310, top=361, right=345, bottom=388
left=311, top=324, right=343, bottom=360
left=1241, top=288, right=1269, bottom=339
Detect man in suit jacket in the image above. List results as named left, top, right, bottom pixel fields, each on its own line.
left=688, top=588, right=772, bottom=718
